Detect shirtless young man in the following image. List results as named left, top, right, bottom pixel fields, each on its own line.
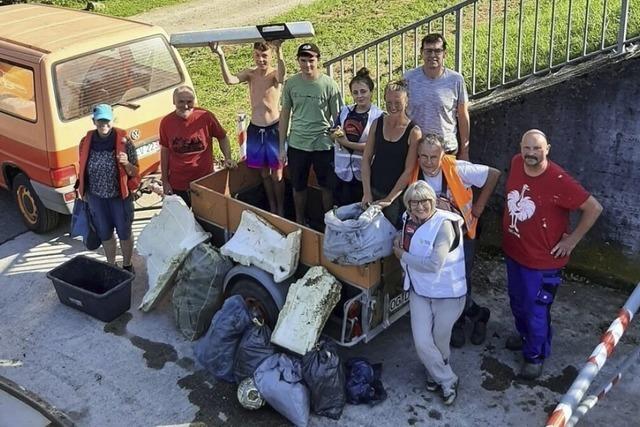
left=211, top=40, right=286, bottom=215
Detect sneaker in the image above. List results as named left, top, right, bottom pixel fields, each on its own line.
left=441, top=381, right=458, bottom=405
left=122, top=264, right=135, bottom=274
left=505, top=335, right=523, bottom=351
left=426, top=380, right=440, bottom=392
left=519, top=361, right=543, bottom=380
left=450, top=319, right=466, bottom=348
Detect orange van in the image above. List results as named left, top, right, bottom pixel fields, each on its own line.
left=0, top=4, right=193, bottom=232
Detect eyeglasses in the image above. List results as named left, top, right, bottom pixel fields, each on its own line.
left=423, top=48, right=445, bottom=55
left=409, top=199, right=431, bottom=207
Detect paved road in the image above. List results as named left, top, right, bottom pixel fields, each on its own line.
left=0, top=188, right=27, bottom=245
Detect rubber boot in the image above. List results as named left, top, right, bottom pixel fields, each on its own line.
left=450, top=317, right=465, bottom=348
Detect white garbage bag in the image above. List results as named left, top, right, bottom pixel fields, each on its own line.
left=323, top=203, right=396, bottom=265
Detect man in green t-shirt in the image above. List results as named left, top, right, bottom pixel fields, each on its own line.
left=279, top=43, right=343, bottom=225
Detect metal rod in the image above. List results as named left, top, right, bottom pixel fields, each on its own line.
left=566, top=0, right=573, bottom=61
left=533, top=0, right=540, bottom=72
left=352, top=53, right=357, bottom=75
left=340, top=59, right=345, bottom=98
left=455, top=9, right=463, bottom=73
left=376, top=44, right=381, bottom=103
left=401, top=32, right=406, bottom=75
left=488, top=0, right=493, bottom=90
left=471, top=1, right=478, bottom=94
left=600, top=0, right=609, bottom=49
left=441, top=16, right=446, bottom=35
left=617, top=0, right=630, bottom=53
left=549, top=0, right=557, bottom=67
left=364, top=49, right=368, bottom=70
left=388, top=37, right=393, bottom=81
left=501, top=0, right=508, bottom=84
left=582, top=0, right=590, bottom=55
left=414, top=27, right=419, bottom=67
left=516, top=0, right=524, bottom=79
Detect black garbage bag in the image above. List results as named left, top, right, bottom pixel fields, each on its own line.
left=345, top=357, right=387, bottom=405
left=194, top=295, right=252, bottom=383
left=254, top=353, right=310, bottom=427
left=301, top=340, right=346, bottom=419
left=233, top=318, right=276, bottom=383
left=172, top=242, right=233, bottom=340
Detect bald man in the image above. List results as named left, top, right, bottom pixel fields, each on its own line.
left=502, top=129, right=602, bottom=379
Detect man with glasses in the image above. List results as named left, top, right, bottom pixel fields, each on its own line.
left=404, top=33, right=471, bottom=161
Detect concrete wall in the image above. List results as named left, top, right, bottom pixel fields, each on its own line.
left=469, top=55, right=640, bottom=286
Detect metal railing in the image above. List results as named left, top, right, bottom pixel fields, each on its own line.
left=324, top=0, right=638, bottom=103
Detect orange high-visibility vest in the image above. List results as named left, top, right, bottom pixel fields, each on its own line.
left=411, top=155, right=477, bottom=238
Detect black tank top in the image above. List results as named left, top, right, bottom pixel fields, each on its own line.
left=370, top=115, right=416, bottom=196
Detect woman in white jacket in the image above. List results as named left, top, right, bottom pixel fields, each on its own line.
left=330, top=67, right=383, bottom=206
left=393, top=180, right=466, bottom=405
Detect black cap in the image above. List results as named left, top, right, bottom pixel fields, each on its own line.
left=297, top=42, right=320, bottom=57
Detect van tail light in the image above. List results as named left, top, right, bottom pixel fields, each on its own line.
left=50, top=165, right=77, bottom=188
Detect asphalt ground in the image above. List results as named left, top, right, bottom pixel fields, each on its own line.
left=0, top=201, right=639, bottom=427
left=0, top=189, right=27, bottom=245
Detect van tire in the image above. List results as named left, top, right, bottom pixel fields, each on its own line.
left=12, top=173, right=60, bottom=233
left=226, top=278, right=280, bottom=328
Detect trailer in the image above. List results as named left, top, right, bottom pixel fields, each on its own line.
left=190, top=163, right=409, bottom=347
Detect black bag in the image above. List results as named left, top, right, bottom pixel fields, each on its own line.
left=344, top=357, right=387, bottom=405
left=194, top=295, right=252, bottom=383
left=70, top=199, right=101, bottom=250
left=233, top=318, right=276, bottom=383
left=301, top=340, right=346, bottom=419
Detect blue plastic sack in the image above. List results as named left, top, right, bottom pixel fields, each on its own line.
left=70, top=199, right=101, bottom=250
left=345, top=357, right=387, bottom=405
left=254, top=353, right=310, bottom=427
left=194, top=295, right=252, bottom=383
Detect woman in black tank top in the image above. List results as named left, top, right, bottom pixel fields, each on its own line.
left=361, top=80, right=422, bottom=228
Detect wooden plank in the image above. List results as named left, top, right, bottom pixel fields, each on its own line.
left=190, top=180, right=229, bottom=229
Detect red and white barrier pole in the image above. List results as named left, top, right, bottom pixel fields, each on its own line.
left=565, top=345, right=640, bottom=427
left=545, top=283, right=640, bottom=427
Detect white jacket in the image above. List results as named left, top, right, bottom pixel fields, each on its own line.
left=401, top=209, right=467, bottom=298
left=334, top=104, right=383, bottom=182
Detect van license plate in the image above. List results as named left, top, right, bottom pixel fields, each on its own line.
left=136, top=141, right=160, bottom=158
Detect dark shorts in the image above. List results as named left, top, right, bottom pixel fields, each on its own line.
left=87, top=194, right=134, bottom=241
left=287, top=146, right=334, bottom=191
left=246, top=122, right=281, bottom=170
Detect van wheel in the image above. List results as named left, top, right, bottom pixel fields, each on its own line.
left=12, top=173, right=60, bottom=233
left=227, top=278, right=280, bottom=328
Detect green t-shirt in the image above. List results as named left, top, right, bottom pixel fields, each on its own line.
left=281, top=73, right=343, bottom=151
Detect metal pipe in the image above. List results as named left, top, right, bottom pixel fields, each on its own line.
left=472, top=1, right=478, bottom=94
left=549, top=0, right=557, bottom=67
left=414, top=27, right=419, bottom=67
left=533, top=0, right=540, bottom=72
left=340, top=59, right=345, bottom=98
left=401, top=32, right=406, bottom=75
left=566, top=0, right=573, bottom=61
left=376, top=44, right=381, bottom=104
left=582, top=0, right=590, bottom=55
left=455, top=9, right=463, bottom=73
left=600, top=0, right=609, bottom=49
left=516, top=0, right=524, bottom=79
left=388, top=37, right=393, bottom=81
left=488, top=0, right=493, bottom=90
left=617, top=0, right=630, bottom=53
left=501, top=0, right=508, bottom=84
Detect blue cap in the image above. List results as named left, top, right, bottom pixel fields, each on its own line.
left=92, top=104, right=113, bottom=121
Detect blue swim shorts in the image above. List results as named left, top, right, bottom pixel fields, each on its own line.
left=246, top=121, right=282, bottom=170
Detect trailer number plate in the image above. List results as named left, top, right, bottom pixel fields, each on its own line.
left=389, top=291, right=410, bottom=313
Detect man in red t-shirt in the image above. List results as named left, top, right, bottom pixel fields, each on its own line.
left=502, top=129, right=602, bottom=379
left=160, top=85, right=236, bottom=206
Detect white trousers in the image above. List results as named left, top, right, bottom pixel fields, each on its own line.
left=409, top=290, right=466, bottom=390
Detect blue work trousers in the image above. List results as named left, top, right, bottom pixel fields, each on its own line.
left=505, top=257, right=562, bottom=363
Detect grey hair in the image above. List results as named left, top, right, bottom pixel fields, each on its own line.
left=403, top=180, right=437, bottom=211
left=418, top=133, right=446, bottom=150
left=173, top=85, right=196, bottom=98
left=521, top=128, right=548, bottom=144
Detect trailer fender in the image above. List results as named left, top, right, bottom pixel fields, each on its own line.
left=223, top=264, right=293, bottom=310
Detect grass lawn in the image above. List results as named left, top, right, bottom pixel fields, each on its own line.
left=31, top=0, right=187, bottom=17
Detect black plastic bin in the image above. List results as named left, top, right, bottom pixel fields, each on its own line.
left=46, top=255, right=134, bottom=322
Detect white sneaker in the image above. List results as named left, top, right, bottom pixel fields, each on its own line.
left=441, top=381, right=458, bottom=405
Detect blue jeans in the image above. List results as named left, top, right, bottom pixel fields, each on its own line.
left=506, top=257, right=562, bottom=363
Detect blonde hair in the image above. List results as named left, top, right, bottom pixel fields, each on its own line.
left=403, top=180, right=437, bottom=211
left=384, top=79, right=408, bottom=97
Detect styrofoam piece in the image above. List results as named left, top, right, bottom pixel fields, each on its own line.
left=137, top=195, right=210, bottom=312
left=220, top=210, right=301, bottom=283
left=170, top=22, right=315, bottom=48
left=270, top=266, right=342, bottom=355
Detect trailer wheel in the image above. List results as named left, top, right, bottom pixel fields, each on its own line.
left=12, top=173, right=60, bottom=233
left=227, top=278, right=280, bottom=328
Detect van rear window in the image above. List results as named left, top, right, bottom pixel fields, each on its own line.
left=54, top=36, right=183, bottom=121
left=0, top=60, right=37, bottom=122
